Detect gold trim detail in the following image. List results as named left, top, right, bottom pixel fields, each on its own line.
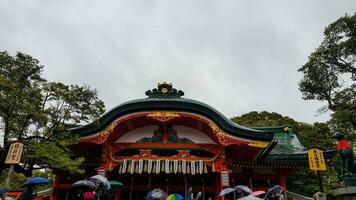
left=247, top=141, right=269, bottom=148
left=95, top=122, right=117, bottom=144
left=147, top=111, right=180, bottom=122
left=209, top=121, right=225, bottom=138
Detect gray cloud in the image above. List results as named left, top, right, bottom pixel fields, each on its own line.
left=1, top=0, right=355, bottom=125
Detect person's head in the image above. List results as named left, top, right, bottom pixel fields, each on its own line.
left=27, top=185, right=35, bottom=190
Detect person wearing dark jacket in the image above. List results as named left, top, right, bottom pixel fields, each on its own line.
left=20, top=185, right=36, bottom=200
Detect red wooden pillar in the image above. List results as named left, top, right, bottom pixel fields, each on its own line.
left=51, top=171, right=61, bottom=200
left=214, top=173, right=222, bottom=200
left=116, top=189, right=122, bottom=200
left=279, top=175, right=287, bottom=188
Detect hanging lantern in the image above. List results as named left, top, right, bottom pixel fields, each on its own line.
left=144, top=160, right=148, bottom=173
left=182, top=160, right=186, bottom=174
left=165, top=160, right=170, bottom=174
left=148, top=160, right=153, bottom=174
left=138, top=160, right=143, bottom=174
left=191, top=161, right=196, bottom=175
left=118, top=162, right=123, bottom=174
left=204, top=162, right=208, bottom=173
left=220, top=171, right=230, bottom=187
left=187, top=162, right=191, bottom=174
left=174, top=160, right=178, bottom=174
left=156, top=160, right=161, bottom=174
left=178, top=160, right=182, bottom=173
left=122, top=159, right=128, bottom=174
left=199, top=160, right=204, bottom=174
left=130, top=160, right=136, bottom=174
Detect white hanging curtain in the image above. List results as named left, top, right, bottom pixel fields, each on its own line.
left=148, top=160, right=153, bottom=174
left=191, top=161, right=196, bottom=175
left=156, top=160, right=161, bottom=174
left=173, top=160, right=178, bottom=174
left=130, top=160, right=136, bottom=174
left=138, top=160, right=143, bottom=174
left=122, top=159, right=127, bottom=174
left=165, top=160, right=170, bottom=174
left=182, top=160, right=186, bottom=174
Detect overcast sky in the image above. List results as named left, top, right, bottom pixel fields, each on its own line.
left=1, top=0, right=355, bottom=124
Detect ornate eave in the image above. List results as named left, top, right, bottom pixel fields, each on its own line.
left=69, top=83, right=275, bottom=141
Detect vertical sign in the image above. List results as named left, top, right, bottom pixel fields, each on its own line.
left=220, top=171, right=230, bottom=187
left=5, top=142, right=24, bottom=164
left=308, top=148, right=326, bottom=171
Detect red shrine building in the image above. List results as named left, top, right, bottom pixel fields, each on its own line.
left=52, top=83, right=334, bottom=200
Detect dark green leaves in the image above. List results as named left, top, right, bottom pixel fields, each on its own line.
left=0, top=51, right=105, bottom=177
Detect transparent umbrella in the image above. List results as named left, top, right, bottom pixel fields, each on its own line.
left=146, top=188, right=167, bottom=200
left=89, top=175, right=110, bottom=190
left=218, top=188, right=235, bottom=197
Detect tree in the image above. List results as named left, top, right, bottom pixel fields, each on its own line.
left=232, top=111, right=337, bottom=195
left=298, top=13, right=356, bottom=141
left=0, top=51, right=105, bottom=177
left=232, top=111, right=334, bottom=151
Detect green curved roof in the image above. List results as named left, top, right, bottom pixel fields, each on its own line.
left=69, top=97, right=275, bottom=141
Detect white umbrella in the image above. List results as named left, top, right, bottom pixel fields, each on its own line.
left=89, top=175, right=110, bottom=190
left=235, top=185, right=253, bottom=194
left=146, top=188, right=167, bottom=200
left=218, top=188, right=235, bottom=197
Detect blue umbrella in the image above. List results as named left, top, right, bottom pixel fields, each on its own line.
left=24, top=177, right=49, bottom=185
left=218, top=188, right=235, bottom=197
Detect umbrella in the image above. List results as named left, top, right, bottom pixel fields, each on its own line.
left=267, top=185, right=283, bottom=195
left=218, top=188, right=235, bottom=197
left=89, top=175, right=110, bottom=190
left=166, top=194, right=184, bottom=200
left=265, top=185, right=284, bottom=200
left=238, top=195, right=264, bottom=200
left=194, top=192, right=202, bottom=200
left=109, top=180, right=123, bottom=187
left=146, top=188, right=167, bottom=200
left=235, top=185, right=253, bottom=194
left=185, top=187, right=192, bottom=200
left=251, top=191, right=266, bottom=197
left=24, top=177, right=49, bottom=185
left=72, top=180, right=96, bottom=189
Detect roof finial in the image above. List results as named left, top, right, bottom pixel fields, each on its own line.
left=145, top=82, right=184, bottom=98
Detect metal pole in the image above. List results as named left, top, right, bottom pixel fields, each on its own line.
left=201, top=178, right=205, bottom=200
left=4, top=165, right=14, bottom=188
left=317, top=171, right=324, bottom=192
left=166, top=178, right=169, bottom=195
left=232, top=179, right=236, bottom=200
left=147, top=176, right=151, bottom=192
left=185, top=177, right=187, bottom=198
left=129, top=177, right=134, bottom=200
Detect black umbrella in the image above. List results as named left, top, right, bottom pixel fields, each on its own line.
left=72, top=180, right=96, bottom=190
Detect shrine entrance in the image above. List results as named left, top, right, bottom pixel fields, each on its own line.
left=110, top=172, right=217, bottom=200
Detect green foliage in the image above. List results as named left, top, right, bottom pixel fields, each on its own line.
left=232, top=111, right=296, bottom=127
left=232, top=111, right=338, bottom=196
left=0, top=169, right=52, bottom=190
left=23, top=140, right=85, bottom=174
left=0, top=51, right=105, bottom=176
left=232, top=111, right=334, bottom=150
left=298, top=13, right=356, bottom=142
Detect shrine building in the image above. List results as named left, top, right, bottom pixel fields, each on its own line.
left=52, top=83, right=335, bottom=200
